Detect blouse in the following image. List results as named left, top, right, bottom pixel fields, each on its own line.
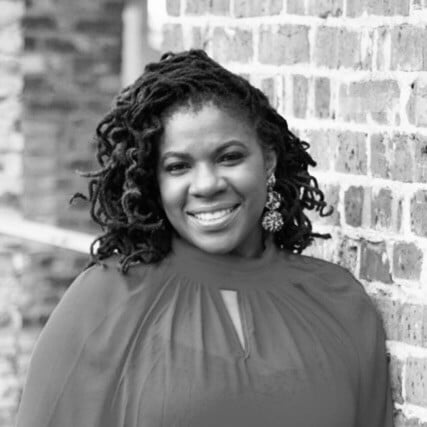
left=16, top=237, right=393, bottom=427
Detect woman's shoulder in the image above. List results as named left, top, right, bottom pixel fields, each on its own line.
left=280, top=250, right=382, bottom=331
left=46, top=255, right=168, bottom=334
left=278, top=250, right=363, bottom=292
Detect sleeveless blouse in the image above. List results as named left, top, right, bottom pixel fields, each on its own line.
left=17, top=237, right=393, bottom=426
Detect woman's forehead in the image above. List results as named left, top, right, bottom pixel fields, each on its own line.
left=159, top=102, right=257, bottom=155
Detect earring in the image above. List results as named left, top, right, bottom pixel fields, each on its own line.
left=261, top=174, right=284, bottom=232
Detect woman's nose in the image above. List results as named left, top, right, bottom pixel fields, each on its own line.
left=189, top=164, right=226, bottom=197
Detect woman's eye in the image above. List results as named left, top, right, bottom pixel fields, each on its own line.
left=164, top=162, right=189, bottom=174
left=219, top=152, right=244, bottom=164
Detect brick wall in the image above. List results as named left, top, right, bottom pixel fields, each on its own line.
left=0, top=0, right=124, bottom=425
left=23, top=0, right=123, bottom=230
left=162, top=1, right=427, bottom=425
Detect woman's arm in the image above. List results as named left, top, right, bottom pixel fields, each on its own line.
left=16, top=265, right=119, bottom=427
left=355, top=295, right=394, bottom=427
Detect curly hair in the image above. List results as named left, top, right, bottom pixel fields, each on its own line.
left=72, top=49, right=332, bottom=273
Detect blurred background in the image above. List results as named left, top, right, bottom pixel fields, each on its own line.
left=1, top=0, right=427, bottom=425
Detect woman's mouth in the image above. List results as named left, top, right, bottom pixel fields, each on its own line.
left=187, top=205, right=240, bottom=229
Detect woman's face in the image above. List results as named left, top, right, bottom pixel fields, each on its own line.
left=157, top=102, right=276, bottom=257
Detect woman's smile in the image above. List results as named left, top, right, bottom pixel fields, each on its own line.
left=187, top=204, right=241, bottom=230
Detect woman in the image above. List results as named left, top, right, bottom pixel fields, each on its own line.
left=17, top=50, right=392, bottom=427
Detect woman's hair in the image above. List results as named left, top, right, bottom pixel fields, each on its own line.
left=72, top=49, right=332, bottom=273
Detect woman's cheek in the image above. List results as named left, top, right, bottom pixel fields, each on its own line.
left=159, top=175, right=188, bottom=214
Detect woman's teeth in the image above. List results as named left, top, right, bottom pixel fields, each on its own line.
left=193, top=208, right=234, bottom=222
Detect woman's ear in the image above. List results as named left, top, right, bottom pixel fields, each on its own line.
left=264, top=148, right=277, bottom=177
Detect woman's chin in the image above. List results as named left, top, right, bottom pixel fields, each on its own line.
left=188, top=235, right=238, bottom=255
left=183, top=229, right=263, bottom=258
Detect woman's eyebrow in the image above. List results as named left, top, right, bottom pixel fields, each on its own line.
left=160, top=140, right=247, bottom=161
left=215, top=140, right=247, bottom=151
left=160, top=151, right=192, bottom=161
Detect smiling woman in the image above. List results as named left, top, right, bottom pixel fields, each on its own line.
left=16, top=50, right=393, bottom=427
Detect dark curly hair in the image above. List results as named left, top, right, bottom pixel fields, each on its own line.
left=72, top=49, right=332, bottom=273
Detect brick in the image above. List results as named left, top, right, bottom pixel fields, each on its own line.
left=314, top=77, right=330, bottom=118
left=393, top=242, right=423, bottom=280
left=406, top=357, right=427, bottom=406
left=307, top=0, right=343, bottom=17
left=287, top=0, right=305, bottom=14
left=23, top=35, right=38, bottom=51
left=211, top=0, right=230, bottom=14
left=375, top=27, right=389, bottom=71
left=161, top=24, right=184, bottom=52
left=24, top=74, right=52, bottom=94
left=389, top=356, right=404, bottom=404
left=346, top=0, right=363, bottom=15
left=166, top=0, right=180, bottom=15
left=185, top=0, right=209, bottom=14
left=335, top=131, right=367, bottom=174
left=371, top=295, right=399, bottom=340
left=22, top=14, right=57, bottom=31
left=43, top=37, right=77, bottom=53
left=25, top=92, right=77, bottom=112
left=371, top=188, right=402, bottom=232
left=410, top=190, right=427, bottom=237
left=371, top=0, right=410, bottom=15
left=314, top=27, right=363, bottom=69
left=344, top=186, right=364, bottom=227
left=104, top=1, right=123, bottom=16
left=259, top=25, right=309, bottom=65
left=401, top=304, right=427, bottom=346
left=415, top=135, right=427, bottom=182
left=371, top=188, right=392, bottom=230
left=260, top=77, right=278, bottom=108
left=74, top=18, right=121, bottom=36
left=360, top=240, right=392, bottom=283
left=407, top=79, right=427, bottom=127
left=339, top=80, right=400, bottom=124
left=212, top=27, right=253, bottom=63
left=371, top=133, right=415, bottom=182
left=306, top=129, right=339, bottom=171
left=292, top=75, right=308, bottom=118
left=336, top=237, right=360, bottom=274
left=373, top=296, right=427, bottom=346
left=190, top=27, right=204, bottom=49
left=346, top=0, right=410, bottom=16
left=391, top=25, right=426, bottom=71
left=233, top=0, right=282, bottom=17
left=388, top=134, right=414, bottom=182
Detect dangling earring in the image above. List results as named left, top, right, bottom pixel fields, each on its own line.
left=261, top=174, right=284, bottom=232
